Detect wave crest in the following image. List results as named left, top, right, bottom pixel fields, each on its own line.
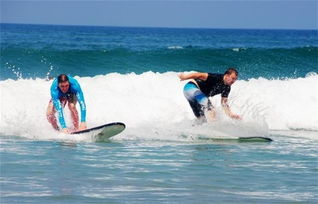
left=0, top=72, right=317, bottom=140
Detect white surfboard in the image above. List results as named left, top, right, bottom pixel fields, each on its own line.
left=197, top=136, right=273, bottom=142
left=71, top=122, right=125, bottom=141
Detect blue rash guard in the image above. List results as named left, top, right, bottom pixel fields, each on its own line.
left=50, top=76, right=86, bottom=129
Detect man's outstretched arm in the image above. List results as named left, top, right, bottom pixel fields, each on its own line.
left=178, top=72, right=208, bottom=81
left=221, top=97, right=241, bottom=119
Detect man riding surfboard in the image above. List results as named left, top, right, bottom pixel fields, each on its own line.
left=178, top=68, right=241, bottom=123
left=46, top=74, right=87, bottom=133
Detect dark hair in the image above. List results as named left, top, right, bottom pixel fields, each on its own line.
left=57, top=74, right=69, bottom=83
left=224, top=68, right=238, bottom=76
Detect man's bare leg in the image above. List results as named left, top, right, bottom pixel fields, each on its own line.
left=46, top=102, right=59, bottom=130
left=205, top=109, right=216, bottom=123
left=68, top=102, right=79, bottom=130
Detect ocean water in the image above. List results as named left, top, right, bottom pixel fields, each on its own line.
left=1, top=23, right=318, bottom=203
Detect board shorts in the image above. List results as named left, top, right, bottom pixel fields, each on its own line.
left=50, top=93, right=77, bottom=107
left=183, top=82, right=212, bottom=118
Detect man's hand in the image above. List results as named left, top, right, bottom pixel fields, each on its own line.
left=221, top=98, right=242, bottom=120
left=79, top=122, right=87, bottom=131
left=230, top=113, right=242, bottom=120
left=178, top=73, right=186, bottom=81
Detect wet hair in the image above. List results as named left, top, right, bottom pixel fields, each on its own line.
left=224, top=68, right=238, bottom=76
left=57, top=74, right=69, bottom=83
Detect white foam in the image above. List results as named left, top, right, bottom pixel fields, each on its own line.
left=168, top=46, right=183, bottom=50
left=231, top=74, right=318, bottom=131
left=0, top=72, right=317, bottom=141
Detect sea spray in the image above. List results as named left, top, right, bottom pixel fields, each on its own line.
left=1, top=72, right=317, bottom=141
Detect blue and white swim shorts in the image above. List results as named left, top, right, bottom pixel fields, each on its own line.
left=183, top=82, right=212, bottom=118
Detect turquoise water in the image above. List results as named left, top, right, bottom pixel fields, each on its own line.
left=1, top=133, right=317, bottom=203
left=1, top=24, right=318, bottom=203
left=1, top=24, right=318, bottom=80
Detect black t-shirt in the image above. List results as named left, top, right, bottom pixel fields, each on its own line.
left=194, top=73, right=231, bottom=98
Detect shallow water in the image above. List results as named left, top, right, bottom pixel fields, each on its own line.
left=1, top=131, right=317, bottom=203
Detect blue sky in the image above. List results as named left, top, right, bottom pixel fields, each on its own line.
left=1, top=1, right=317, bottom=29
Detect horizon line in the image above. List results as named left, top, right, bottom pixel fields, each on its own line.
left=1, top=22, right=317, bottom=31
